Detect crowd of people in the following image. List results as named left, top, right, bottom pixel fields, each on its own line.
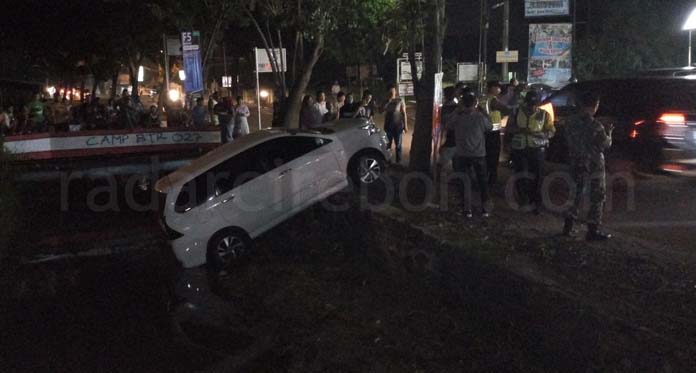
left=299, top=86, right=409, bottom=163
left=441, top=79, right=613, bottom=241
left=0, top=88, right=256, bottom=139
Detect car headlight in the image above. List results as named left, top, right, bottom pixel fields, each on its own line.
left=360, top=122, right=379, bottom=135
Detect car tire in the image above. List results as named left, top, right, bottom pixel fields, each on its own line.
left=349, top=151, right=386, bottom=187
left=206, top=228, right=252, bottom=275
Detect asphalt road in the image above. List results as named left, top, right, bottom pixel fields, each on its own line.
left=376, top=103, right=695, bottom=256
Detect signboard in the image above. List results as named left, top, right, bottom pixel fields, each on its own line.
left=457, top=63, right=479, bottom=82
left=167, top=38, right=182, bottom=56
left=525, top=0, right=570, bottom=17
left=222, top=76, right=232, bottom=88
left=255, top=48, right=287, bottom=73
left=431, top=72, right=444, bottom=168
left=397, top=54, right=423, bottom=97
left=496, top=50, right=519, bottom=63
left=181, top=31, right=204, bottom=93
left=528, top=23, right=572, bottom=88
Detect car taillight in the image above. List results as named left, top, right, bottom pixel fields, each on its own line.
left=658, top=113, right=686, bottom=126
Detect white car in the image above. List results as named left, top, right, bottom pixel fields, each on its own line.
left=155, top=119, right=390, bottom=271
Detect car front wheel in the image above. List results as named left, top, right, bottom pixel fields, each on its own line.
left=206, top=228, right=252, bottom=275
left=351, top=153, right=385, bottom=186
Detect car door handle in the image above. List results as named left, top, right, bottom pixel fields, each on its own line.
left=222, top=195, right=235, bottom=203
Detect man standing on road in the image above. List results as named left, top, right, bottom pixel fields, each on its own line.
left=507, top=91, right=554, bottom=214
left=562, top=91, right=613, bottom=241
left=480, top=81, right=511, bottom=187
left=445, top=93, right=493, bottom=218
left=382, top=86, right=408, bottom=164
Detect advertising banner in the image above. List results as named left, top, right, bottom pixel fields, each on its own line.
left=181, top=31, right=204, bottom=93
left=528, top=23, right=572, bottom=88
left=431, top=72, right=444, bottom=168
left=525, top=0, right=570, bottom=17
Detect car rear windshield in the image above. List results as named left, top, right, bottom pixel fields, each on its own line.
left=577, top=80, right=696, bottom=117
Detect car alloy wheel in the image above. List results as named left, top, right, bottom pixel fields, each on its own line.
left=215, top=234, right=248, bottom=266
left=358, top=156, right=382, bottom=184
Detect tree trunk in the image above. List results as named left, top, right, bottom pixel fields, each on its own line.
left=129, top=65, right=139, bottom=98
left=91, top=79, right=99, bottom=100
left=282, top=34, right=324, bottom=128
left=408, top=0, right=446, bottom=172
left=110, top=73, right=118, bottom=99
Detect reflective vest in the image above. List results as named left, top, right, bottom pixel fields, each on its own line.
left=511, top=109, right=552, bottom=150
left=483, top=95, right=502, bottom=131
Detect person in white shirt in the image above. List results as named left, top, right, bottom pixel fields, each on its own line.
left=234, top=96, right=250, bottom=137
left=314, top=91, right=328, bottom=116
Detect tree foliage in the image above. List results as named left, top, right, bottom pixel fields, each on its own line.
left=576, top=0, right=685, bottom=79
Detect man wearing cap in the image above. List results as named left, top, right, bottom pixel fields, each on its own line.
left=507, top=90, right=554, bottom=214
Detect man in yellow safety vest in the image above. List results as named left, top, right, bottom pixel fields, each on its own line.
left=506, top=90, right=555, bottom=214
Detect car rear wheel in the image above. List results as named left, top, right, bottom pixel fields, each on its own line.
left=206, top=228, right=252, bottom=275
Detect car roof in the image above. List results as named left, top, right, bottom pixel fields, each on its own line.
left=633, top=66, right=696, bottom=78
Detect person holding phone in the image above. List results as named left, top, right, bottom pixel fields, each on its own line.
left=562, top=91, right=614, bottom=241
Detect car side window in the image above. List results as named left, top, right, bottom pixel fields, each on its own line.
left=175, top=144, right=268, bottom=212
left=175, top=136, right=333, bottom=212
left=258, top=136, right=332, bottom=172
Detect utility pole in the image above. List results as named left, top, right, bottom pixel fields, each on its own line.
left=163, top=34, right=170, bottom=98
left=501, top=0, right=510, bottom=82
left=481, top=0, right=489, bottom=95
left=571, top=0, right=577, bottom=80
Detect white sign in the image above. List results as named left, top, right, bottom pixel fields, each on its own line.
left=255, top=48, right=287, bottom=73
left=398, top=59, right=423, bottom=82
left=4, top=131, right=221, bottom=155
left=496, top=50, right=519, bottom=63
left=457, top=63, right=479, bottom=82
left=167, top=38, right=182, bottom=56
left=525, top=0, right=570, bottom=17
left=222, top=76, right=232, bottom=88
left=398, top=82, right=414, bottom=97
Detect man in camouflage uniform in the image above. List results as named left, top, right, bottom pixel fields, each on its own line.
left=563, top=91, right=613, bottom=241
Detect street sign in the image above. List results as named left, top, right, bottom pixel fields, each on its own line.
left=222, top=76, right=232, bottom=88
left=496, top=50, right=519, bottom=63
left=255, top=48, right=287, bottom=73
left=456, top=63, right=479, bottom=82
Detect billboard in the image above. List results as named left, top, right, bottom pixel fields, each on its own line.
left=525, top=0, right=570, bottom=17
left=457, top=63, right=479, bottom=82
left=181, top=31, right=204, bottom=93
left=528, top=23, right=572, bottom=88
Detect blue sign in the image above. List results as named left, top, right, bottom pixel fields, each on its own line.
left=181, top=31, right=204, bottom=93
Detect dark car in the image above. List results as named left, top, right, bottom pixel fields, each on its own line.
left=544, top=78, right=696, bottom=170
